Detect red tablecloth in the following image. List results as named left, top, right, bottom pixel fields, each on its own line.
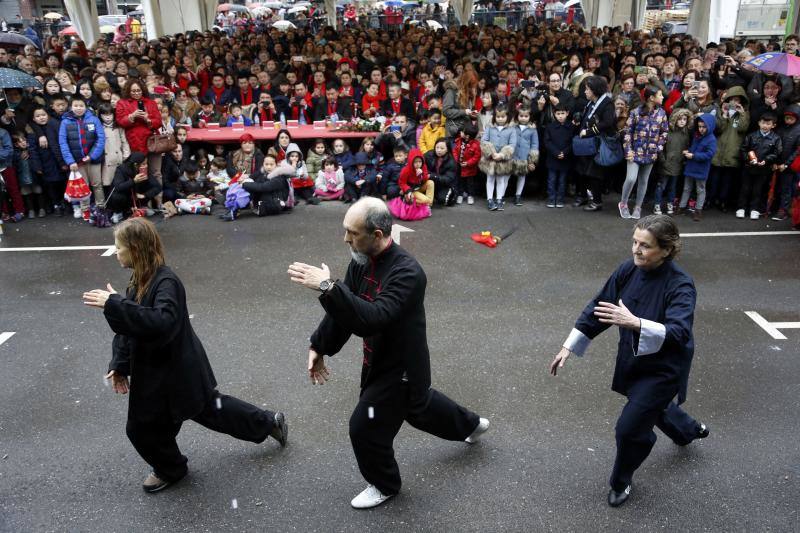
left=186, top=124, right=375, bottom=143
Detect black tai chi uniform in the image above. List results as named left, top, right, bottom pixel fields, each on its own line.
left=310, top=242, right=480, bottom=496
left=104, top=266, right=276, bottom=482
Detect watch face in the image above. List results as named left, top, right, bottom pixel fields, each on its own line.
left=320, top=280, right=332, bottom=291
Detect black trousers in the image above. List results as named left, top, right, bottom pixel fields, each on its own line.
left=610, top=399, right=701, bottom=491
left=125, top=391, right=275, bottom=482
left=344, top=181, right=376, bottom=201
left=349, top=380, right=480, bottom=496
left=737, top=170, right=770, bottom=212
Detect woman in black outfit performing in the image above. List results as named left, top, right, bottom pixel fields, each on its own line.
left=83, top=218, right=288, bottom=493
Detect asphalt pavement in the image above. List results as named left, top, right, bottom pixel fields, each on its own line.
left=0, top=200, right=798, bottom=532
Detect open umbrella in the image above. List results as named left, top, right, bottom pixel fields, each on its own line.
left=0, top=33, right=37, bottom=48
left=58, top=26, right=78, bottom=36
left=287, top=5, right=307, bottom=13
left=746, top=52, right=800, bottom=76
left=43, top=12, right=64, bottom=20
left=272, top=20, right=297, bottom=30
left=0, top=67, right=43, bottom=89
left=426, top=20, right=443, bottom=29
left=564, top=0, right=581, bottom=7
left=262, top=1, right=285, bottom=7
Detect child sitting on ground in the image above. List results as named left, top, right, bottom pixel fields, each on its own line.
left=306, top=138, right=328, bottom=180
left=315, top=156, right=345, bottom=200
left=207, top=156, right=231, bottom=204
left=175, top=160, right=213, bottom=215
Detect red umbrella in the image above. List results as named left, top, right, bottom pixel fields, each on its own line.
left=58, top=26, right=78, bottom=36
left=217, top=3, right=233, bottom=11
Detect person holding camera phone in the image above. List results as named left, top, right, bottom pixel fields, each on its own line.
left=530, top=72, right=575, bottom=127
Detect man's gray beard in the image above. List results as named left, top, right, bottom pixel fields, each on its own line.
left=351, top=250, right=369, bottom=265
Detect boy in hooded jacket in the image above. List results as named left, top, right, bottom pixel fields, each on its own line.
left=58, top=98, right=105, bottom=213
left=708, top=85, right=750, bottom=212
left=345, top=151, right=379, bottom=201
left=678, top=113, right=718, bottom=221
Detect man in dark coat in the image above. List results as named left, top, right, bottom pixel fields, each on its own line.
left=380, top=83, right=417, bottom=123
left=288, top=198, right=489, bottom=509
left=84, top=218, right=288, bottom=493
left=313, top=85, right=353, bottom=122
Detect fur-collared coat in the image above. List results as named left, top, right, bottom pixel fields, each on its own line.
left=479, top=124, right=518, bottom=176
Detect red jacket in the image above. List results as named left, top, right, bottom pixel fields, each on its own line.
left=398, top=148, right=429, bottom=193
left=452, top=137, right=481, bottom=177
left=115, top=97, right=162, bottom=153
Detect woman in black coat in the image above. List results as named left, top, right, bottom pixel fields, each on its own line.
left=573, top=76, right=617, bottom=211
left=83, top=218, right=287, bottom=493
left=105, top=152, right=162, bottom=221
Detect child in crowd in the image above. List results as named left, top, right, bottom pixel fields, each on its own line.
left=0, top=128, right=24, bottom=222
left=452, top=123, right=481, bottom=205
left=654, top=108, right=692, bottom=215
left=418, top=109, right=446, bottom=154
left=314, top=156, right=345, bottom=201
left=306, top=138, right=328, bottom=181
left=332, top=138, right=355, bottom=173
left=285, top=142, right=318, bottom=204
left=12, top=132, right=45, bottom=218
left=221, top=171, right=251, bottom=221
left=389, top=147, right=433, bottom=220
left=511, top=106, right=539, bottom=206
left=27, top=106, right=67, bottom=216
left=243, top=153, right=295, bottom=216
left=225, top=103, right=253, bottom=127
left=194, top=148, right=210, bottom=176
left=98, top=103, right=130, bottom=205
left=678, top=113, right=718, bottom=222
left=737, top=113, right=782, bottom=220
left=208, top=156, right=232, bottom=204
left=193, top=97, right=223, bottom=128
left=424, top=138, right=457, bottom=205
left=543, top=104, right=575, bottom=208
left=477, top=90, right=497, bottom=133
left=58, top=97, right=105, bottom=218
left=175, top=161, right=213, bottom=214
left=771, top=106, right=800, bottom=220
left=480, top=105, right=517, bottom=211
left=708, top=86, right=749, bottom=212
left=345, top=151, right=378, bottom=201
left=380, top=147, right=407, bottom=200
left=359, top=136, right=383, bottom=168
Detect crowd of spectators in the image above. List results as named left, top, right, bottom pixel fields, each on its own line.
left=1, top=16, right=799, bottom=228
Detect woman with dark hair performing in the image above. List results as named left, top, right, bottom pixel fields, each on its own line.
left=83, top=218, right=287, bottom=493
left=549, top=215, right=709, bottom=507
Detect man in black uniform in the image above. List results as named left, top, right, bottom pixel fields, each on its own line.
left=288, top=197, right=489, bottom=509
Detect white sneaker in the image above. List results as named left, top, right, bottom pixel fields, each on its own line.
left=467, top=196, right=474, bottom=205
left=350, top=484, right=394, bottom=509
left=456, top=194, right=463, bottom=204
left=72, top=205, right=82, bottom=218
left=653, top=204, right=662, bottom=215
left=465, top=417, right=490, bottom=444
left=111, top=212, right=124, bottom=224
left=736, top=209, right=745, bottom=219
left=666, top=203, right=674, bottom=215
left=750, top=210, right=760, bottom=220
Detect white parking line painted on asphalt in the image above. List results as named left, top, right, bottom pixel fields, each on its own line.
left=0, top=332, right=16, bottom=347
left=745, top=311, right=800, bottom=340
left=0, top=245, right=116, bottom=256
left=683, top=231, right=798, bottom=238
left=391, top=224, right=414, bottom=244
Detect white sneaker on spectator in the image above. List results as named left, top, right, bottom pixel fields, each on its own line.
left=465, top=417, right=490, bottom=444
left=72, top=205, right=82, bottom=218
left=111, top=212, right=124, bottom=224
left=736, top=209, right=745, bottom=218
left=350, top=485, right=394, bottom=509
left=653, top=205, right=662, bottom=215
left=750, top=210, right=760, bottom=220
left=456, top=194, right=463, bottom=204
left=467, top=196, right=474, bottom=205
left=667, top=203, right=674, bottom=215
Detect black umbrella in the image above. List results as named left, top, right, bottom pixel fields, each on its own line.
left=0, top=32, right=37, bottom=48
left=0, top=67, right=42, bottom=89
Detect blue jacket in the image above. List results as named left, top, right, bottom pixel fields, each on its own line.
left=58, top=109, right=105, bottom=165
left=512, top=124, right=540, bottom=161
left=225, top=116, right=254, bottom=127
left=28, top=119, right=67, bottom=183
left=683, top=113, right=717, bottom=181
left=345, top=162, right=378, bottom=185
left=544, top=121, right=575, bottom=171
left=0, top=128, right=11, bottom=168
left=481, top=124, right=518, bottom=152
left=333, top=150, right=355, bottom=173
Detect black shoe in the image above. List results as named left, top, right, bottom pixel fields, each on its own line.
left=54, top=205, right=64, bottom=217
left=271, top=412, right=288, bottom=448
left=307, top=196, right=320, bottom=205
left=697, top=423, right=709, bottom=439
left=514, top=195, right=522, bottom=206
left=220, top=210, right=237, bottom=221
left=142, top=471, right=184, bottom=494
left=496, top=199, right=505, bottom=211
left=583, top=202, right=602, bottom=211
left=607, top=485, right=631, bottom=507
left=573, top=197, right=587, bottom=207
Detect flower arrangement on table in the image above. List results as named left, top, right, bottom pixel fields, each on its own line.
left=332, top=116, right=386, bottom=132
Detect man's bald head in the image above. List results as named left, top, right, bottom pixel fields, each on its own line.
left=346, top=197, right=393, bottom=238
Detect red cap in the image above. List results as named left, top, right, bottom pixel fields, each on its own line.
left=239, top=133, right=255, bottom=143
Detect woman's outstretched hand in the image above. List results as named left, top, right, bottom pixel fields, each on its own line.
left=594, top=300, right=640, bottom=330
left=105, top=370, right=129, bottom=394
left=82, top=284, right=118, bottom=309
left=550, top=347, right=572, bottom=376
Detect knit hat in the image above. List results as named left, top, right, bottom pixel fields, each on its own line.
left=129, top=152, right=146, bottom=165
left=239, top=133, right=255, bottom=143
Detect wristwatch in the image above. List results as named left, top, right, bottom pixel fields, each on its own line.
left=319, top=279, right=334, bottom=292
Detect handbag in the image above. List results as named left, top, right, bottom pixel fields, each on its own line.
left=594, top=135, right=624, bottom=166
left=572, top=136, right=598, bottom=157
left=790, top=146, right=800, bottom=173
left=146, top=132, right=177, bottom=154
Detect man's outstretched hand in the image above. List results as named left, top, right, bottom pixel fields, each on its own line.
left=288, top=262, right=331, bottom=291
left=308, top=348, right=330, bottom=385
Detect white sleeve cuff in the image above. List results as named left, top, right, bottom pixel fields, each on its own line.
left=636, top=319, right=666, bottom=356
left=563, top=328, right=591, bottom=357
